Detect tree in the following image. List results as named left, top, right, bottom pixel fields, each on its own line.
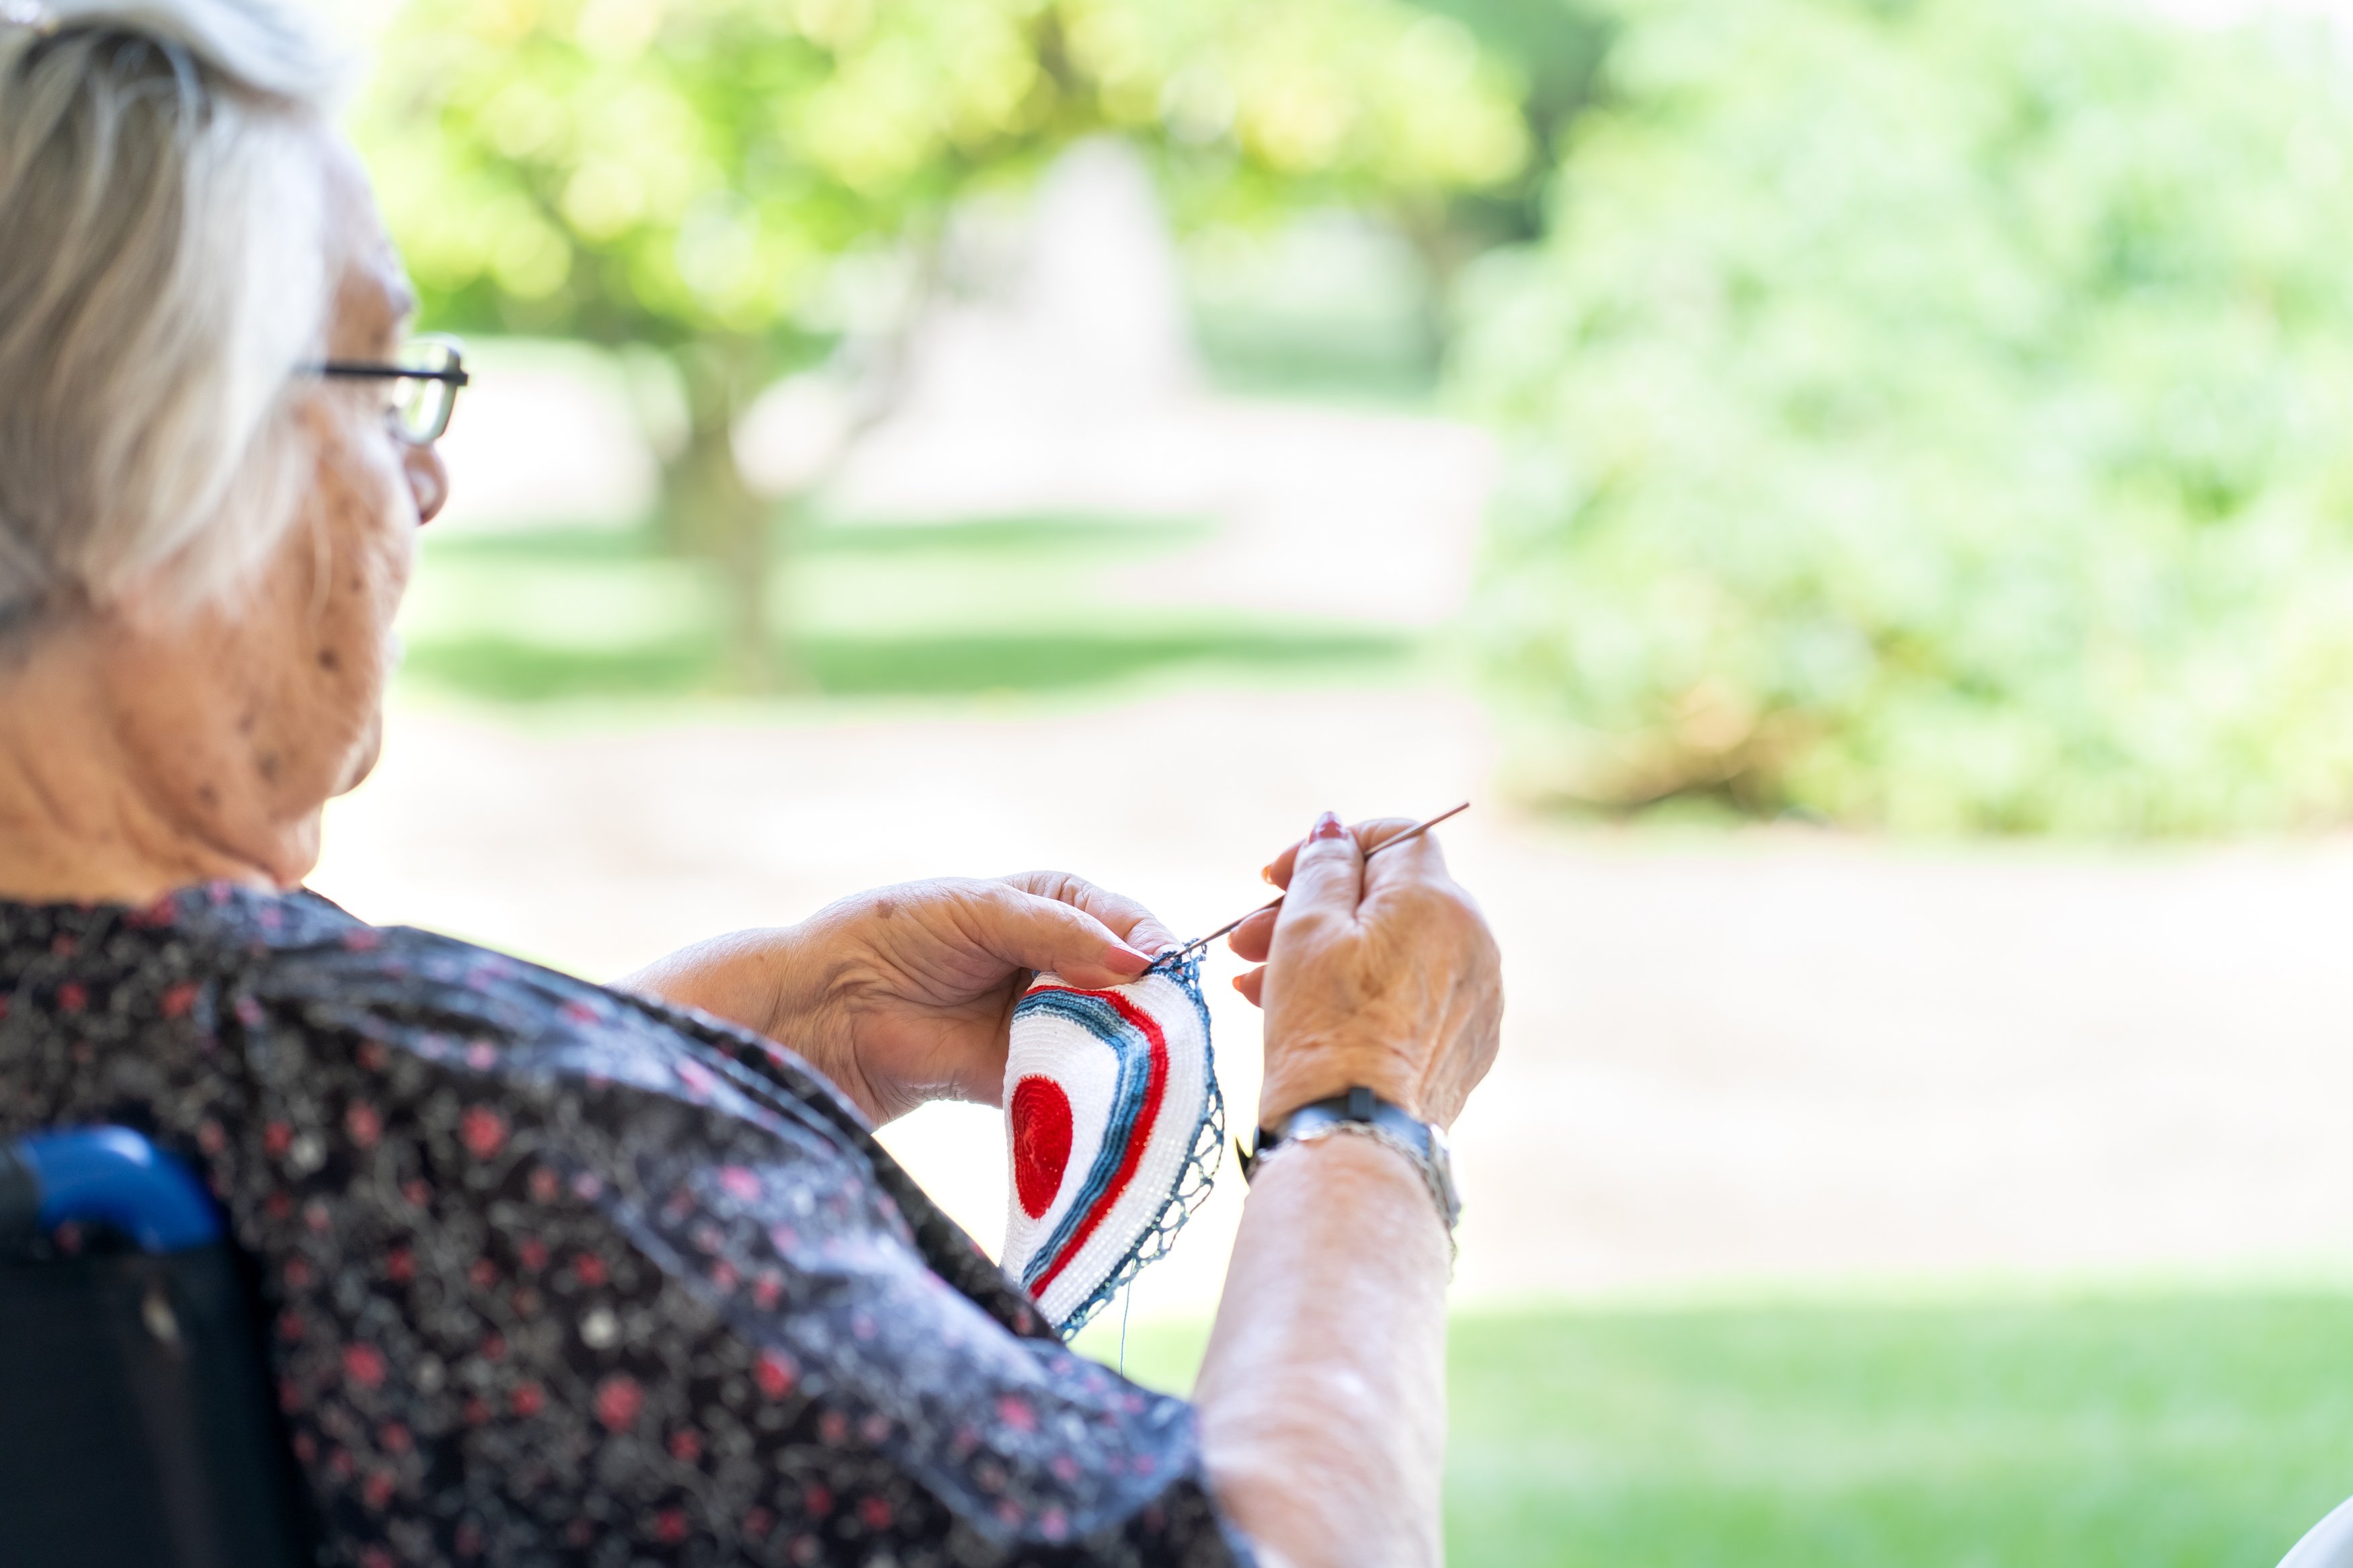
left=1457, top=0, right=2353, bottom=833
left=359, top=0, right=1527, bottom=686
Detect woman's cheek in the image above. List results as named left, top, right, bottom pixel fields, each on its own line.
left=302, top=440, right=409, bottom=727
left=335, top=707, right=387, bottom=796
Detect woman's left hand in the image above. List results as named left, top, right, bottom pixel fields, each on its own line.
left=617, top=874, right=1176, bottom=1124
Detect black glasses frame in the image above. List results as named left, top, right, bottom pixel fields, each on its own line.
left=307, top=335, right=471, bottom=445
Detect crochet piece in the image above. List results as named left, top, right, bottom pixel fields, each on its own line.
left=1000, top=955, right=1224, bottom=1336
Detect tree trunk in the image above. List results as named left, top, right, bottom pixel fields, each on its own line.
left=654, top=235, right=939, bottom=692
left=660, top=337, right=795, bottom=692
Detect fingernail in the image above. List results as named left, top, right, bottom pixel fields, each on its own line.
left=1312, top=811, right=1345, bottom=841
left=1260, top=862, right=1277, bottom=884
left=1104, top=944, right=1150, bottom=978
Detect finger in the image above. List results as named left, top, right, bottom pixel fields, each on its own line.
left=1261, top=815, right=1421, bottom=891
left=971, top=883, right=1153, bottom=989
left=1275, top=811, right=1364, bottom=938
left=1358, top=818, right=1452, bottom=899
left=1358, top=815, right=1428, bottom=854
left=1232, top=966, right=1265, bottom=1007
left=1226, top=903, right=1281, bottom=963
left=998, top=870, right=1180, bottom=958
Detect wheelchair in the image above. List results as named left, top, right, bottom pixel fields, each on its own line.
left=0, top=1126, right=316, bottom=1566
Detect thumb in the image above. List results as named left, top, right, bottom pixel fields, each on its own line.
left=978, top=885, right=1153, bottom=989
left=1277, top=811, right=1363, bottom=934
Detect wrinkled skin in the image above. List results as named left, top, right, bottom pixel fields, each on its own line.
left=1228, top=813, right=1501, bottom=1129
left=622, top=872, right=1176, bottom=1126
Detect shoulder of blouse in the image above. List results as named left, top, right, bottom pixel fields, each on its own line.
left=223, top=890, right=1068, bottom=1342
left=196, top=889, right=873, bottom=1136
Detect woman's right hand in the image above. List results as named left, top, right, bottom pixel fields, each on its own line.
left=1228, top=812, right=1502, bottom=1130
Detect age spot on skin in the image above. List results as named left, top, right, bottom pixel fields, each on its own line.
left=257, top=752, right=281, bottom=783
left=317, top=649, right=340, bottom=672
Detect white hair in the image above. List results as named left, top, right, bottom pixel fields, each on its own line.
left=0, top=1, right=344, bottom=631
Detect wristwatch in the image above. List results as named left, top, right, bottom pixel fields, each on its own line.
left=1238, top=1085, right=1462, bottom=1234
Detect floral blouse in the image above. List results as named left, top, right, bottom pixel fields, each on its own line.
left=0, top=884, right=1250, bottom=1568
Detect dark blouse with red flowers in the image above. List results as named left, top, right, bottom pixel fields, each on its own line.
left=0, top=884, right=1250, bottom=1568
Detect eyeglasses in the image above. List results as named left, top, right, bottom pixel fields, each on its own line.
left=309, top=334, right=471, bottom=445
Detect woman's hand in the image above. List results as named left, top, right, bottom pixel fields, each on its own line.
left=619, top=873, right=1176, bottom=1125
left=1226, top=813, right=1501, bottom=1129
left=1197, top=813, right=1501, bottom=1567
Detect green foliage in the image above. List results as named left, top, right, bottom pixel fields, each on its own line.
left=360, top=0, right=1528, bottom=690
left=359, top=0, right=1529, bottom=349
left=1086, top=1292, right=2353, bottom=1567
left=1457, top=0, right=2353, bottom=832
left=1411, top=0, right=1612, bottom=245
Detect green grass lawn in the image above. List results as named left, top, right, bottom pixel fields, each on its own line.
left=1078, top=1292, right=2353, bottom=1567
left=397, top=515, right=1416, bottom=704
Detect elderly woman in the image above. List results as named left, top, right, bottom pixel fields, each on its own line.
left=0, top=3, right=1501, bottom=1566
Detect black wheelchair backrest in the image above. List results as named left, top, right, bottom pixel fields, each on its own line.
left=0, top=1127, right=315, bottom=1567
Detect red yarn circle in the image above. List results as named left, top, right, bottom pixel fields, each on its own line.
left=1009, top=1075, right=1074, bottom=1220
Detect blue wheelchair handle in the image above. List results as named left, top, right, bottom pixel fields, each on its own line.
left=0, top=1127, right=224, bottom=1253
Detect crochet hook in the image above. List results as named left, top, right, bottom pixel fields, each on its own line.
left=1156, top=802, right=1472, bottom=968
